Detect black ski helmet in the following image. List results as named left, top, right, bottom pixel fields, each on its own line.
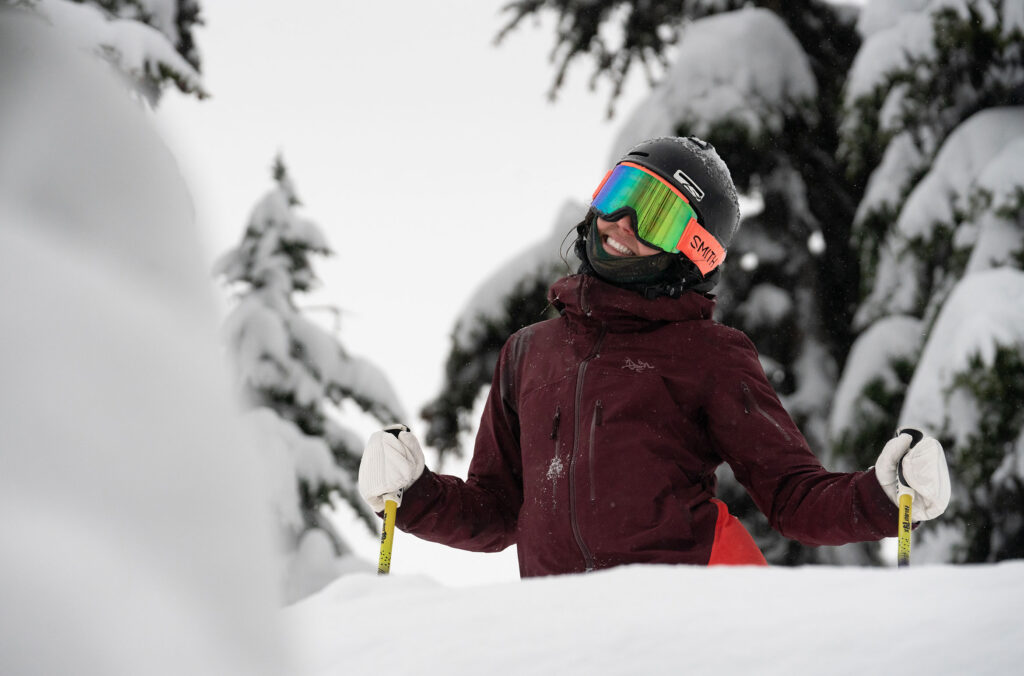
left=577, top=135, right=740, bottom=297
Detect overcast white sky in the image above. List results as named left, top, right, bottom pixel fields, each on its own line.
left=154, top=1, right=650, bottom=583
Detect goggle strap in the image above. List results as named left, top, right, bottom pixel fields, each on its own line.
left=677, top=218, right=726, bottom=276
left=592, top=169, right=612, bottom=200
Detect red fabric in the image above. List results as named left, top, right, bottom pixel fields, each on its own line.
left=397, top=274, right=900, bottom=577
left=707, top=499, right=768, bottom=566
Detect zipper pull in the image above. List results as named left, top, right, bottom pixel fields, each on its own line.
left=741, top=381, right=753, bottom=414
left=595, top=400, right=603, bottom=426
left=550, top=406, right=561, bottom=440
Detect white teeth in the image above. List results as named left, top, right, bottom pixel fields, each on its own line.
left=605, top=237, right=634, bottom=256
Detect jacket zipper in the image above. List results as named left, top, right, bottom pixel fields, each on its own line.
left=569, top=328, right=605, bottom=572
left=589, top=400, right=603, bottom=502
left=741, top=381, right=791, bottom=442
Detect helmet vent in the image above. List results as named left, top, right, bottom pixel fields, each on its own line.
left=627, top=151, right=650, bottom=157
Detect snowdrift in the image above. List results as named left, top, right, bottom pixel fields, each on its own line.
left=284, top=562, right=1024, bottom=675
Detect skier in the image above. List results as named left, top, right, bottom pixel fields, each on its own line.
left=358, top=136, right=951, bottom=575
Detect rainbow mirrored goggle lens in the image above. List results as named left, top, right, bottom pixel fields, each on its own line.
left=591, top=162, right=725, bottom=275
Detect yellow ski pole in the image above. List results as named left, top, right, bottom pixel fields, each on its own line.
left=896, top=428, right=922, bottom=568
left=374, top=425, right=411, bottom=575
left=896, top=480, right=913, bottom=568
left=377, top=496, right=398, bottom=575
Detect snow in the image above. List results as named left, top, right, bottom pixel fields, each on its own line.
left=132, top=0, right=184, bottom=45
left=735, top=283, right=792, bottom=330
left=856, top=0, right=932, bottom=39
left=901, top=268, right=1024, bottom=435
left=857, top=107, right=1024, bottom=325
left=781, top=335, right=837, bottom=439
left=845, top=1, right=1024, bottom=146
left=963, top=136, right=1024, bottom=274
left=830, top=315, right=924, bottom=441
left=289, top=313, right=408, bottom=421
left=217, top=189, right=407, bottom=424
left=846, top=3, right=936, bottom=106
left=899, top=108, right=1024, bottom=242
left=610, top=7, right=816, bottom=159
left=29, top=0, right=204, bottom=99
left=854, top=132, right=925, bottom=226
left=282, top=529, right=372, bottom=605
left=1006, top=0, right=1024, bottom=35
left=847, top=0, right=1015, bottom=106
left=0, top=26, right=281, bottom=673
left=284, top=562, right=1024, bottom=676
left=246, top=409, right=345, bottom=528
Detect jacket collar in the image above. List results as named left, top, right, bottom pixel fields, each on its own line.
left=548, top=274, right=715, bottom=331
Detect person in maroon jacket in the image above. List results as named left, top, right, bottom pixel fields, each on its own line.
left=359, top=136, right=951, bottom=576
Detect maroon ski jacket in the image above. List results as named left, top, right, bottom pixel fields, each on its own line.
left=397, top=274, right=900, bottom=576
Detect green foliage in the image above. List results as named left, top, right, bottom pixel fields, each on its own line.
left=844, top=2, right=1024, bottom=187
left=496, top=0, right=855, bottom=118
left=995, top=185, right=1024, bottom=222
left=908, top=219, right=958, bottom=320
left=839, top=81, right=894, bottom=187
left=907, top=3, right=1024, bottom=128
left=75, top=0, right=203, bottom=69
left=945, top=347, right=1024, bottom=562
left=995, top=186, right=1024, bottom=269
left=496, top=0, right=737, bottom=116
left=831, top=356, right=916, bottom=472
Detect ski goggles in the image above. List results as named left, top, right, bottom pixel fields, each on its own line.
left=591, top=161, right=725, bottom=275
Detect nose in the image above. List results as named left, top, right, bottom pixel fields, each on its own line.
left=611, top=214, right=633, bottom=235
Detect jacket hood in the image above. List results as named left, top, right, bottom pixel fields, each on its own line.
left=548, top=274, right=715, bottom=331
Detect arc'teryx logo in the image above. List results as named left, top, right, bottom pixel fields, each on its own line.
left=623, top=358, right=654, bottom=372
left=673, top=169, right=704, bottom=201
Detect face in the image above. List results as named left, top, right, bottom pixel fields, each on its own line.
left=595, top=214, right=663, bottom=257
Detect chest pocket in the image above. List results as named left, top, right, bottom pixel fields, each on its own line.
left=583, top=365, right=708, bottom=489
left=584, top=366, right=678, bottom=441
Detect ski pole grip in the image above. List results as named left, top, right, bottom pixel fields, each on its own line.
left=384, top=424, right=410, bottom=438
left=895, top=427, right=921, bottom=569
left=896, top=427, right=922, bottom=487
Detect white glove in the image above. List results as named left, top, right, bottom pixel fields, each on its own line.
left=358, top=424, right=425, bottom=512
left=875, top=429, right=951, bottom=521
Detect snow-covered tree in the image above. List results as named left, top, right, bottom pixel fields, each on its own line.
left=831, top=1, right=1024, bottom=564
left=430, top=0, right=1024, bottom=565
left=10, top=0, right=206, bottom=104
left=214, top=157, right=406, bottom=600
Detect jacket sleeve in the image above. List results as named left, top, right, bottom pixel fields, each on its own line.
left=393, top=335, right=525, bottom=553
left=704, top=330, right=899, bottom=546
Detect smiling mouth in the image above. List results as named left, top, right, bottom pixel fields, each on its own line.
left=603, top=236, right=635, bottom=256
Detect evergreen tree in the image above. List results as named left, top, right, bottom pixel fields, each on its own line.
left=833, top=2, right=1024, bottom=563
left=214, top=157, right=406, bottom=599
left=12, top=0, right=206, bottom=104
left=430, top=0, right=1024, bottom=565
